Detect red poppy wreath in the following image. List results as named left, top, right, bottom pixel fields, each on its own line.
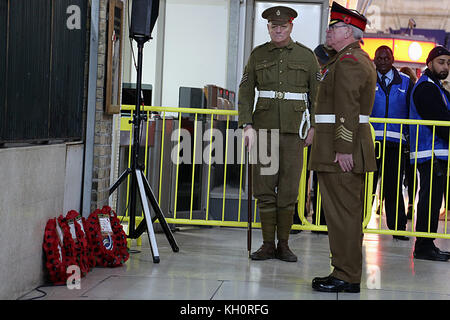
left=65, top=210, right=93, bottom=275
left=42, top=216, right=77, bottom=284
left=84, top=206, right=129, bottom=267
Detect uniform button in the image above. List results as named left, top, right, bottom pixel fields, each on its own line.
left=280, top=59, right=283, bottom=63
left=279, top=81, right=282, bottom=85
left=279, top=70, right=283, bottom=74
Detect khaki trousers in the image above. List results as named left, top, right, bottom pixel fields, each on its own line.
left=252, top=131, right=304, bottom=242
left=317, top=171, right=365, bottom=284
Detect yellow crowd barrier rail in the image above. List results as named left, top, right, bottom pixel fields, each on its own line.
left=116, top=106, right=450, bottom=240
left=364, top=117, right=450, bottom=240
left=119, top=105, right=258, bottom=229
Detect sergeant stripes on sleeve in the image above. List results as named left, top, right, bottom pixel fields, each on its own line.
left=239, top=72, right=249, bottom=87
left=335, top=125, right=353, bottom=143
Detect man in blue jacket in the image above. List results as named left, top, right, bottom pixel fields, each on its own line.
left=371, top=45, right=414, bottom=240
left=410, top=46, right=450, bottom=261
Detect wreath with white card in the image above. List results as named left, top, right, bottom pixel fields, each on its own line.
left=42, top=216, right=77, bottom=284
left=65, top=210, right=92, bottom=275
left=85, top=206, right=129, bottom=267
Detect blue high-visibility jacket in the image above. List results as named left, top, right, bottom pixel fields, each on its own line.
left=409, top=74, right=450, bottom=163
left=371, top=68, right=411, bottom=143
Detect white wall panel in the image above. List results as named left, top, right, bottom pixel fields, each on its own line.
left=162, top=0, right=229, bottom=108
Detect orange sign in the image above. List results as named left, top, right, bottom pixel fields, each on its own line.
left=361, top=37, right=436, bottom=64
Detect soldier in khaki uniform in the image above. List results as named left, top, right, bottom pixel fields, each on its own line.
left=309, top=2, right=377, bottom=292
left=238, top=6, right=319, bottom=262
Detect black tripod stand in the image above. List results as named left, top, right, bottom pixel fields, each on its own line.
left=109, top=35, right=179, bottom=263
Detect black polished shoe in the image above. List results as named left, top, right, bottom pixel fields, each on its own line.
left=312, top=275, right=360, bottom=293
left=393, top=235, right=409, bottom=241
left=433, top=246, right=450, bottom=259
left=413, top=248, right=450, bottom=262
left=312, top=275, right=331, bottom=284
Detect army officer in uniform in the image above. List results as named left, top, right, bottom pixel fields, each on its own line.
left=238, top=6, right=319, bottom=262
left=309, top=2, right=377, bottom=292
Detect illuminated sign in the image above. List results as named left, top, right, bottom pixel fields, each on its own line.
left=361, top=37, right=436, bottom=64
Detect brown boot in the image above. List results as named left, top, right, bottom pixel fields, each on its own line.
left=276, top=240, right=297, bottom=262
left=250, top=241, right=276, bottom=260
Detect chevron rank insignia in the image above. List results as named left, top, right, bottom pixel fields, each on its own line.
left=239, top=72, right=249, bottom=86
left=335, top=125, right=353, bottom=143
left=339, top=53, right=358, bottom=62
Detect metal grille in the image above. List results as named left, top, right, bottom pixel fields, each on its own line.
left=0, top=0, right=87, bottom=143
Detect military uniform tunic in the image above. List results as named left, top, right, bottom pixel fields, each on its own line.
left=309, top=41, right=377, bottom=173
left=309, top=41, right=377, bottom=284
left=238, top=39, right=319, bottom=242
left=238, top=39, right=319, bottom=132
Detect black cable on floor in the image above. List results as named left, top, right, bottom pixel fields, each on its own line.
left=16, top=283, right=65, bottom=300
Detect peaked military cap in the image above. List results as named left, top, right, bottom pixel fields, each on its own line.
left=329, top=1, right=367, bottom=31
left=262, top=6, right=298, bottom=25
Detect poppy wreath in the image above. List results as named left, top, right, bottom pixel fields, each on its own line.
left=65, top=210, right=92, bottom=275
left=85, top=205, right=129, bottom=267
left=57, top=215, right=79, bottom=275
left=42, top=217, right=77, bottom=284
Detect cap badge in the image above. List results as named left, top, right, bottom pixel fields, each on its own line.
left=276, top=10, right=281, bottom=16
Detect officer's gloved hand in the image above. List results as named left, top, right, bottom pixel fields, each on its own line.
left=243, top=125, right=256, bottom=151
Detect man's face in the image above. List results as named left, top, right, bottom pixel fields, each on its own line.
left=267, top=22, right=292, bottom=46
left=374, top=48, right=394, bottom=74
left=428, top=55, right=450, bottom=80
left=325, top=22, right=350, bottom=51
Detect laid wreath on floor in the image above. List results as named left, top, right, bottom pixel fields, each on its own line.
left=42, top=216, right=77, bottom=284
left=65, top=210, right=93, bottom=275
left=85, top=205, right=129, bottom=267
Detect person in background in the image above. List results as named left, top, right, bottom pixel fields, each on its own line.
left=409, top=46, right=450, bottom=261
left=370, top=46, right=414, bottom=240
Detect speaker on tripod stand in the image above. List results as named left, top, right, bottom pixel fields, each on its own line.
left=110, top=0, right=179, bottom=263
left=130, top=0, right=160, bottom=39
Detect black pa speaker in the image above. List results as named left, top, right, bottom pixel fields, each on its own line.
left=130, top=0, right=160, bottom=38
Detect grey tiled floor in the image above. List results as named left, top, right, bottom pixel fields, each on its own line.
left=21, top=219, right=450, bottom=300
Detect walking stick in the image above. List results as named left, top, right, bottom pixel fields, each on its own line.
left=247, top=149, right=252, bottom=258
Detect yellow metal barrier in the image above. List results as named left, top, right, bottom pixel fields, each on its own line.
left=119, top=105, right=258, bottom=229
left=116, top=106, right=450, bottom=241
left=367, top=117, right=450, bottom=240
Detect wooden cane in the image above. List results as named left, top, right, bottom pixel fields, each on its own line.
left=247, top=149, right=252, bottom=258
